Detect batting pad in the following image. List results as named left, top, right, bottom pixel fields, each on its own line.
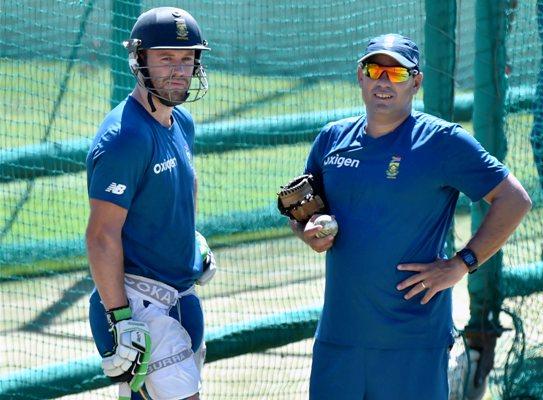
left=142, top=313, right=200, bottom=400
left=128, top=287, right=201, bottom=399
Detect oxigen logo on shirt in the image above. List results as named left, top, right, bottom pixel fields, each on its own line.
left=153, top=157, right=178, bottom=174
left=324, top=154, right=360, bottom=169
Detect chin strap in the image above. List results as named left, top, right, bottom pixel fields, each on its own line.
left=147, top=92, right=157, bottom=113
left=146, top=88, right=190, bottom=111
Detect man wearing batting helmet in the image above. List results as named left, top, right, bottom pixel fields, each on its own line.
left=290, top=33, right=531, bottom=400
left=86, top=7, right=214, bottom=400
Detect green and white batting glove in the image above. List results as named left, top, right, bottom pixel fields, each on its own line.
left=102, top=305, right=151, bottom=393
left=195, top=231, right=216, bottom=286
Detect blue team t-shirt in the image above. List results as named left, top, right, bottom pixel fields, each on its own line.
left=86, top=96, right=203, bottom=291
left=305, top=111, right=509, bottom=349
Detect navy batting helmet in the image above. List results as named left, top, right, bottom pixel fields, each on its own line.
left=123, top=7, right=210, bottom=105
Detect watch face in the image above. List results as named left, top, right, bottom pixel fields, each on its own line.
left=459, top=249, right=478, bottom=268
left=464, top=253, right=475, bottom=264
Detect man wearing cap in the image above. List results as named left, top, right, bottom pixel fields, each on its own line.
left=86, top=7, right=215, bottom=400
left=290, top=33, right=531, bottom=399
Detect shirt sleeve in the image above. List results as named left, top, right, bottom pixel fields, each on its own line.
left=305, top=123, right=334, bottom=178
left=441, top=126, right=509, bottom=202
left=87, top=127, right=151, bottom=209
left=304, top=142, right=321, bottom=177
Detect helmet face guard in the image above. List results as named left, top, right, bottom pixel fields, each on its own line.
left=123, top=7, right=210, bottom=105
left=126, top=45, right=209, bottom=104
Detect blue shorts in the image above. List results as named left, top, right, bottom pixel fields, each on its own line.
left=309, top=340, right=449, bottom=400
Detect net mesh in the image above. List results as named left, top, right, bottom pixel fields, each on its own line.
left=489, top=1, right=543, bottom=399
left=0, top=1, right=541, bottom=399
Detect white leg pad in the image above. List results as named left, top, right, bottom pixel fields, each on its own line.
left=130, top=297, right=201, bottom=400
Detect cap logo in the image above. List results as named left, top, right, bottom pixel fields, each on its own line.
left=383, top=35, right=397, bottom=49
left=174, top=16, right=189, bottom=41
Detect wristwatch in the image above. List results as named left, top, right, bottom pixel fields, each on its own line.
left=456, top=248, right=479, bottom=274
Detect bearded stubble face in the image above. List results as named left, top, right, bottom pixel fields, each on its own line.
left=155, top=78, right=191, bottom=103
left=145, top=49, right=196, bottom=103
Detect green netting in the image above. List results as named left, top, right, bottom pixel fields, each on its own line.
left=488, top=1, right=543, bottom=399
left=0, top=1, right=542, bottom=399
left=466, top=0, right=509, bottom=343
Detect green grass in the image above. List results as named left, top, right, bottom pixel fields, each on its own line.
left=0, top=225, right=531, bottom=400
left=0, top=58, right=352, bottom=256
left=0, top=143, right=308, bottom=245
left=1, top=58, right=541, bottom=273
left=2, top=117, right=540, bottom=249
left=0, top=61, right=111, bottom=148
left=0, top=59, right=363, bottom=149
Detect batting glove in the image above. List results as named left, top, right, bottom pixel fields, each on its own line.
left=195, top=231, right=217, bottom=286
left=102, top=305, right=151, bottom=392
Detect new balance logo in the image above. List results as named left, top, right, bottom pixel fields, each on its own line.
left=105, top=183, right=127, bottom=195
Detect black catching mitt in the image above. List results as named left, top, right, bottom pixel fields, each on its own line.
left=277, top=174, right=326, bottom=223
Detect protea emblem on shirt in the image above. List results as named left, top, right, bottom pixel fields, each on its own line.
left=386, top=156, right=402, bottom=179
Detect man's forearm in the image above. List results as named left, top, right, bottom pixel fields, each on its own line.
left=87, top=233, right=128, bottom=310
left=466, top=177, right=531, bottom=265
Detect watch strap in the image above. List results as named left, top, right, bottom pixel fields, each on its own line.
left=457, top=248, right=479, bottom=274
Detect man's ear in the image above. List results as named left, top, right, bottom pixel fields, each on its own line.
left=357, top=67, right=364, bottom=87
left=413, top=72, right=423, bottom=92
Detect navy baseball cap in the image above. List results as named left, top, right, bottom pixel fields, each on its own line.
left=358, top=34, right=419, bottom=69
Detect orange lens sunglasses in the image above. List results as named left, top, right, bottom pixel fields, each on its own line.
left=361, top=63, right=418, bottom=83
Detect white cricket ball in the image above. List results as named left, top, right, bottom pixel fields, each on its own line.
left=314, top=215, right=338, bottom=238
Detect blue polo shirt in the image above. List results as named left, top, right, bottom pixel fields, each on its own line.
left=86, top=96, right=202, bottom=291
left=305, top=111, right=508, bottom=349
